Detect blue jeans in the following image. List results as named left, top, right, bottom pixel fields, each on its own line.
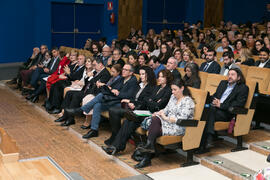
left=81, top=93, right=121, bottom=130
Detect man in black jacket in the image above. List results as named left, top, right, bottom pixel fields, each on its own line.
left=166, top=57, right=181, bottom=80
left=199, top=68, right=249, bottom=153
left=199, top=49, right=221, bottom=74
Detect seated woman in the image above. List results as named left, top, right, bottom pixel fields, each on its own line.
left=235, top=47, right=255, bottom=66
left=127, top=51, right=139, bottom=74
left=182, top=63, right=201, bottom=89
left=101, top=69, right=173, bottom=155
left=137, top=53, right=150, bottom=72
left=178, top=49, right=195, bottom=68
left=134, top=79, right=195, bottom=168
left=80, top=64, right=122, bottom=129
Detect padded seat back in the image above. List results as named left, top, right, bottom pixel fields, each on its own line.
left=204, top=74, right=227, bottom=95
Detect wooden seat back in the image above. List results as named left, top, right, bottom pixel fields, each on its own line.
left=234, top=80, right=257, bottom=136
left=198, top=71, right=208, bottom=90
left=194, top=58, right=205, bottom=67
left=216, top=52, right=223, bottom=61
left=238, top=64, right=249, bottom=78
left=204, top=74, right=227, bottom=95
left=246, top=66, right=270, bottom=92
left=177, top=68, right=185, bottom=77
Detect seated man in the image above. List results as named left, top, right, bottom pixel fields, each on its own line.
left=148, top=56, right=165, bottom=78
left=198, top=68, right=249, bottom=153
left=107, top=48, right=125, bottom=68
left=254, top=48, right=270, bottom=68
left=220, top=51, right=240, bottom=76
left=166, top=57, right=181, bottom=80
left=66, top=64, right=138, bottom=138
left=216, top=36, right=234, bottom=52
left=199, top=49, right=221, bottom=74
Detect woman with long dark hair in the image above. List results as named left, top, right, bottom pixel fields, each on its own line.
left=158, top=43, right=172, bottom=64
left=183, top=63, right=201, bottom=89
left=134, top=78, right=195, bottom=168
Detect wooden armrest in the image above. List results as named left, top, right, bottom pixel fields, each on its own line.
left=176, top=119, right=198, bottom=127
left=228, top=107, right=248, bottom=114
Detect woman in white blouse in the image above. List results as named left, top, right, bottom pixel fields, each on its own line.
left=135, top=78, right=195, bottom=168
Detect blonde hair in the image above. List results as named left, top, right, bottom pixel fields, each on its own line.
left=182, top=49, right=195, bottom=61
left=240, top=48, right=252, bottom=62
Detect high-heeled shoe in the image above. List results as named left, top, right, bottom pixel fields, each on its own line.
left=26, top=94, right=35, bottom=100
left=60, top=118, right=75, bottom=126
left=31, top=95, right=39, bottom=103
left=101, top=145, right=119, bottom=155
left=136, top=140, right=155, bottom=153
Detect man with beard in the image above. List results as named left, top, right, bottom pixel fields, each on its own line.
left=220, top=51, right=240, bottom=76
left=197, top=68, right=249, bottom=153
left=199, top=49, right=221, bottom=74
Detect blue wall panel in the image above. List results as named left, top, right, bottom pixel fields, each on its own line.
left=0, top=0, right=118, bottom=64
left=223, top=0, right=267, bottom=24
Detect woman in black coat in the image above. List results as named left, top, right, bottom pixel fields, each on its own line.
left=102, top=69, right=173, bottom=155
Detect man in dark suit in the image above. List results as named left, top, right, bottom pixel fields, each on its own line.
left=200, top=49, right=221, bottom=74
left=107, top=48, right=125, bottom=68
left=198, top=68, right=249, bottom=153
left=254, top=48, right=270, bottom=68
left=28, top=50, right=60, bottom=90
left=55, top=58, right=111, bottom=126
left=47, top=54, right=86, bottom=114
left=166, top=57, right=181, bottom=80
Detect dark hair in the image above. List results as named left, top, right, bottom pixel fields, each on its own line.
left=255, top=39, right=265, bottom=47
left=149, top=55, right=160, bottom=64
left=90, top=41, right=102, bottom=53
left=139, top=66, right=156, bottom=86
left=139, top=53, right=150, bottom=64
left=127, top=51, right=138, bottom=60
left=220, top=30, right=227, bottom=36
left=99, top=37, right=107, bottom=43
left=260, top=47, right=270, bottom=54
left=51, top=47, right=59, bottom=51
left=222, top=51, right=234, bottom=59
left=111, top=64, right=122, bottom=74
left=184, top=63, right=200, bottom=88
left=207, top=48, right=217, bottom=56
left=234, top=39, right=246, bottom=48
left=158, top=43, right=172, bottom=64
left=158, top=69, right=174, bottom=85
left=229, top=68, right=246, bottom=84
left=93, top=57, right=104, bottom=66
left=171, top=78, right=192, bottom=97
left=223, top=46, right=233, bottom=52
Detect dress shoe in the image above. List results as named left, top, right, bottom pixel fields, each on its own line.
left=26, top=94, right=35, bottom=100
left=137, top=140, right=155, bottom=153
left=48, top=108, right=61, bottom=114
left=82, top=129, right=98, bottom=139
left=6, top=79, right=17, bottom=85
left=60, top=118, right=75, bottom=126
left=65, top=108, right=83, bottom=116
left=55, top=116, right=67, bottom=122
left=30, top=95, right=39, bottom=103
left=80, top=125, right=91, bottom=129
left=101, top=145, right=119, bottom=155
left=267, top=154, right=270, bottom=162
left=134, top=157, right=151, bottom=169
